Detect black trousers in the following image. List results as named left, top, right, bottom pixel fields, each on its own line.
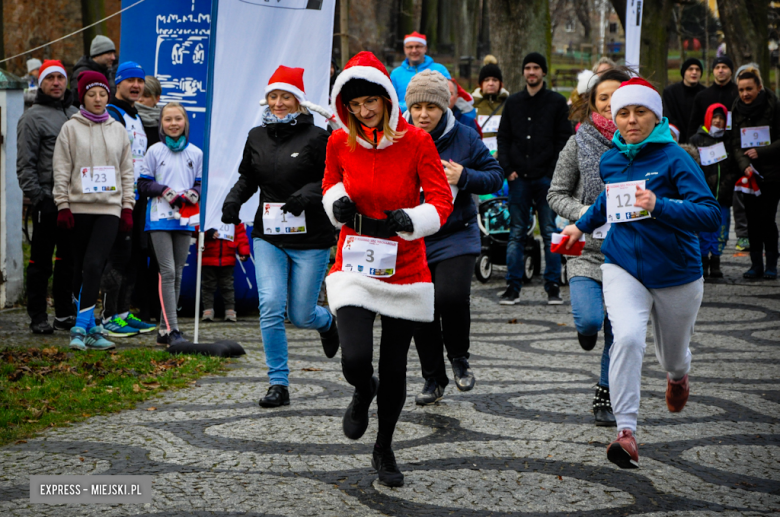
left=337, top=306, right=415, bottom=446
left=72, top=214, right=119, bottom=311
left=744, top=182, right=780, bottom=270
left=27, top=198, right=74, bottom=323
left=100, top=204, right=147, bottom=319
left=413, top=254, right=476, bottom=386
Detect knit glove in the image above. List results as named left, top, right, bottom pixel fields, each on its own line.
left=119, top=208, right=133, bottom=233
left=161, top=187, right=178, bottom=204
left=280, top=193, right=305, bottom=216
left=384, top=209, right=414, bottom=233
left=182, top=189, right=200, bottom=205
left=222, top=202, right=241, bottom=225
left=56, top=208, right=75, bottom=230
left=332, top=196, right=357, bottom=224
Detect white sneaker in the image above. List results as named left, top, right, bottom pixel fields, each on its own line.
left=201, top=309, right=214, bottom=322
left=224, top=309, right=237, bottom=322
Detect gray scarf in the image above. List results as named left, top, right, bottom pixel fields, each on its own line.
left=136, top=102, right=161, bottom=128
left=575, top=122, right=612, bottom=205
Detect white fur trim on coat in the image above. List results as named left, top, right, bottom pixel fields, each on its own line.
left=330, top=65, right=400, bottom=136
left=325, top=272, right=434, bottom=322
left=398, top=202, right=441, bottom=241
left=322, top=182, right=349, bottom=228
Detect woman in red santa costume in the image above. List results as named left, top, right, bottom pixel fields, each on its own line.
left=322, top=51, right=453, bottom=487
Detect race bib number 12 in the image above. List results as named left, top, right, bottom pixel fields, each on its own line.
left=606, top=180, right=651, bottom=223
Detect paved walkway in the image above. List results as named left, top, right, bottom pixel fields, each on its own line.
left=1, top=250, right=778, bottom=515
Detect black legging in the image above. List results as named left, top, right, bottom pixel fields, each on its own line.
left=337, top=306, right=415, bottom=447
left=413, top=254, right=476, bottom=386
left=72, top=214, right=119, bottom=312
left=744, top=182, right=780, bottom=271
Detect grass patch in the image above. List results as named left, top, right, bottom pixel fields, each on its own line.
left=0, top=346, right=229, bottom=447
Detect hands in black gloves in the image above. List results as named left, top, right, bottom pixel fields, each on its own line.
left=222, top=202, right=241, bottom=225
left=384, top=209, right=414, bottom=233
left=280, top=193, right=305, bottom=217
left=205, top=228, right=218, bottom=240
left=332, top=196, right=357, bottom=224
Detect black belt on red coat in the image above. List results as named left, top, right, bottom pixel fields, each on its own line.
left=344, top=213, right=397, bottom=239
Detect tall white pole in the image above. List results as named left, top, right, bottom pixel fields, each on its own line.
left=193, top=232, right=205, bottom=343
left=624, top=0, right=643, bottom=72
left=599, top=0, right=606, bottom=57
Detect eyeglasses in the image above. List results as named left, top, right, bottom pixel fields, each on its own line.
left=346, top=97, right=380, bottom=114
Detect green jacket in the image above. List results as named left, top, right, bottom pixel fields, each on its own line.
left=472, top=87, right=510, bottom=138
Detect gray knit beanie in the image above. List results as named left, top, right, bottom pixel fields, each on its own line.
left=90, top=35, right=116, bottom=57
left=405, top=70, right=450, bottom=113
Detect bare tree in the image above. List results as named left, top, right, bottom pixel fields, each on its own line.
left=487, top=0, right=551, bottom=93
left=572, top=0, right=592, bottom=40
left=81, top=0, right=107, bottom=54
left=718, top=0, right=770, bottom=73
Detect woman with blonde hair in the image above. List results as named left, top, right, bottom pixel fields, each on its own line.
left=322, top=51, right=453, bottom=487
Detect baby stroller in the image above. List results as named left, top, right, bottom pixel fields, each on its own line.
left=475, top=196, right=541, bottom=283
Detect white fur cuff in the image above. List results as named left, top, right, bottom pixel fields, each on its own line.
left=398, top=203, right=441, bottom=241
left=322, top=182, right=349, bottom=228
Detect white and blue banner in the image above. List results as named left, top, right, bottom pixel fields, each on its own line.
left=624, top=0, right=643, bottom=72
left=202, top=0, right=336, bottom=232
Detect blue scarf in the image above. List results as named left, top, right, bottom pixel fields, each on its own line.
left=262, top=107, right=300, bottom=125
left=165, top=135, right=188, bottom=152
left=612, top=117, right=675, bottom=162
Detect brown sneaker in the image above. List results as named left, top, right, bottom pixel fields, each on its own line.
left=607, top=429, right=639, bottom=469
left=666, top=373, right=690, bottom=412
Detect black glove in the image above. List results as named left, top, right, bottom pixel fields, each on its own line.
left=205, top=228, right=218, bottom=240
left=332, top=196, right=357, bottom=224
left=280, top=193, right=305, bottom=217
left=222, top=202, right=241, bottom=224
left=384, top=209, right=414, bottom=233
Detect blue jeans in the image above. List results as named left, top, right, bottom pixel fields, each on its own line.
left=506, top=176, right=561, bottom=291
left=699, top=202, right=731, bottom=256
left=569, top=276, right=613, bottom=387
left=253, top=238, right=332, bottom=386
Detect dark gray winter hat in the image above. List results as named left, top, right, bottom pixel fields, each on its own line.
left=90, top=35, right=115, bottom=58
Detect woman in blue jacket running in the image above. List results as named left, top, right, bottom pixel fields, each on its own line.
left=403, top=70, right=504, bottom=405
left=561, top=77, right=720, bottom=470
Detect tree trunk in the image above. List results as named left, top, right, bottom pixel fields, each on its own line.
left=81, top=0, right=107, bottom=56
left=610, top=0, right=672, bottom=89
left=573, top=0, right=592, bottom=41
left=718, top=0, right=770, bottom=73
left=673, top=5, right=685, bottom=63
left=400, top=0, right=423, bottom=36
left=452, top=0, right=481, bottom=81
left=487, top=0, right=550, bottom=94
left=421, top=0, right=438, bottom=53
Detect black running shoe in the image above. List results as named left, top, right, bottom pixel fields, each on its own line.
left=593, top=385, right=616, bottom=427
left=372, top=446, right=404, bottom=487
left=577, top=332, right=598, bottom=351
left=30, top=320, right=54, bottom=334
left=499, top=287, right=520, bottom=305
left=53, top=316, right=76, bottom=331
left=547, top=283, right=563, bottom=305
left=451, top=357, right=475, bottom=391
left=319, top=317, right=340, bottom=358
left=343, top=376, right=378, bottom=440
left=415, top=378, right=445, bottom=405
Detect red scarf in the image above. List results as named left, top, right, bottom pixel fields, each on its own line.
left=591, top=112, right=617, bottom=141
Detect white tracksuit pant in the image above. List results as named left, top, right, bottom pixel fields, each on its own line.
left=602, top=263, right=704, bottom=432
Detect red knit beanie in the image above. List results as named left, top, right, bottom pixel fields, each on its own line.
left=78, top=71, right=110, bottom=105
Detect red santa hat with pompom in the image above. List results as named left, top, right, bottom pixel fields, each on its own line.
left=735, top=173, right=761, bottom=197
left=260, top=65, right=337, bottom=128
left=609, top=77, right=663, bottom=123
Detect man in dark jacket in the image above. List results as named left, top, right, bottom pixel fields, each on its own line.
left=16, top=60, right=77, bottom=334
left=70, top=35, right=117, bottom=106
left=496, top=52, right=572, bottom=305
left=663, top=58, right=705, bottom=144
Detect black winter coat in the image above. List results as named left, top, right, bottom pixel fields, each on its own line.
left=496, top=84, right=571, bottom=193
left=224, top=113, right=335, bottom=249
left=729, top=89, right=780, bottom=185
left=687, top=82, right=738, bottom=140
left=70, top=55, right=117, bottom=107
left=689, top=128, right=739, bottom=206
left=662, top=81, right=705, bottom=144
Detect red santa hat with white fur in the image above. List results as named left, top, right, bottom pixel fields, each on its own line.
left=260, top=65, right=338, bottom=129
left=609, top=77, right=663, bottom=123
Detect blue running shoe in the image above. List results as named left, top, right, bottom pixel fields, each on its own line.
left=125, top=314, right=156, bottom=334
left=85, top=326, right=116, bottom=350
left=69, top=327, right=86, bottom=351
left=103, top=317, right=140, bottom=338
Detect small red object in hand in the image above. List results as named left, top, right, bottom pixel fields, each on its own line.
left=551, top=233, right=586, bottom=256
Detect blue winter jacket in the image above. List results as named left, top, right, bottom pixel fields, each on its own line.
left=576, top=136, right=720, bottom=288
left=416, top=111, right=504, bottom=264
left=391, top=56, right=451, bottom=113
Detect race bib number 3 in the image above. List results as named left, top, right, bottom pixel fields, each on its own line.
left=81, top=166, right=117, bottom=194
left=698, top=142, right=728, bottom=166
left=606, top=180, right=651, bottom=223
left=741, top=126, right=771, bottom=148
left=262, top=203, right=307, bottom=235
left=341, top=235, right=398, bottom=278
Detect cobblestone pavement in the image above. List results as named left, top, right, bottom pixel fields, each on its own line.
left=1, top=250, right=779, bottom=515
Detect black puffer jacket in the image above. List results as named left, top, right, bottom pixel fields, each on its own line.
left=224, top=113, right=335, bottom=249
left=689, top=128, right=739, bottom=206
left=70, top=56, right=117, bottom=107
left=729, top=89, right=780, bottom=185
left=496, top=83, right=571, bottom=193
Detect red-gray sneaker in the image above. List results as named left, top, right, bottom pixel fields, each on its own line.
left=607, top=429, right=639, bottom=469
left=666, top=373, right=690, bottom=412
